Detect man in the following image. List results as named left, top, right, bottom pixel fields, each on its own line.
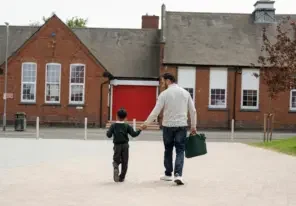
left=141, top=73, right=197, bottom=185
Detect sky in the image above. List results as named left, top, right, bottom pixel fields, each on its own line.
left=0, top=0, right=295, bottom=28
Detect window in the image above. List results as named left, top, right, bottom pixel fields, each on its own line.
left=209, top=68, right=228, bottom=108
left=69, top=64, right=85, bottom=104
left=21, top=62, right=37, bottom=102
left=289, top=76, right=296, bottom=110
left=290, top=90, right=296, bottom=110
left=241, top=69, right=260, bottom=109
left=184, top=88, right=194, bottom=99
left=45, top=63, right=61, bottom=103
left=177, top=66, right=196, bottom=101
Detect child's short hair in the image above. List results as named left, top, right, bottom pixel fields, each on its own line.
left=117, top=108, right=127, bottom=120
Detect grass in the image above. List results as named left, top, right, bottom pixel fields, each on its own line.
left=249, top=137, right=296, bottom=156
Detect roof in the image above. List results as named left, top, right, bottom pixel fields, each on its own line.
left=73, top=28, right=160, bottom=78
left=0, top=26, right=160, bottom=78
left=0, top=26, right=38, bottom=65
left=163, top=11, right=296, bottom=67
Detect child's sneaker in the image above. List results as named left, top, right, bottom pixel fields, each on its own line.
left=113, top=162, right=120, bottom=182
left=160, top=175, right=173, bottom=181
left=119, top=174, right=125, bottom=182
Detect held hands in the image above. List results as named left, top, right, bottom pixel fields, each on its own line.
left=140, top=124, right=147, bottom=130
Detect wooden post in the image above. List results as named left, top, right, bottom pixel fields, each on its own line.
left=270, top=113, right=275, bottom=142
left=263, top=114, right=267, bottom=142
left=267, top=114, right=271, bottom=142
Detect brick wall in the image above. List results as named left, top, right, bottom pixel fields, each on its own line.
left=0, top=16, right=109, bottom=127
left=159, top=66, right=296, bottom=130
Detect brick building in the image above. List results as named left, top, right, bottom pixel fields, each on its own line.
left=0, top=0, right=296, bottom=130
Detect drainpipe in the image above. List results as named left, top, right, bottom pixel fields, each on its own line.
left=99, top=72, right=114, bottom=128
left=232, top=68, right=238, bottom=125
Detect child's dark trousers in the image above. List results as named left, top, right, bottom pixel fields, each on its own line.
left=113, top=143, right=129, bottom=180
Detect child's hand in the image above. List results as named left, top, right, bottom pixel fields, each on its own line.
left=140, top=124, right=147, bottom=130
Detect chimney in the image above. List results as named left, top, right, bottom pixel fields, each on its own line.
left=142, top=14, right=159, bottom=29
left=253, top=0, right=276, bottom=23
left=160, top=4, right=166, bottom=43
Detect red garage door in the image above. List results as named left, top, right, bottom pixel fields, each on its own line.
left=112, top=85, right=157, bottom=121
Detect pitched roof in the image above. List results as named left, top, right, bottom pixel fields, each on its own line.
left=163, top=11, right=296, bottom=67
left=73, top=28, right=160, bottom=78
left=0, top=25, right=38, bottom=64
left=0, top=26, right=160, bottom=78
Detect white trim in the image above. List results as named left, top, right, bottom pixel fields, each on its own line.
left=69, top=63, right=86, bottom=104
left=110, top=79, right=159, bottom=86
left=45, top=63, right=61, bottom=104
left=177, top=66, right=196, bottom=102
left=240, top=69, right=260, bottom=110
left=21, top=62, right=37, bottom=103
left=109, top=85, right=113, bottom=121
left=290, top=89, right=296, bottom=111
left=208, top=68, right=228, bottom=109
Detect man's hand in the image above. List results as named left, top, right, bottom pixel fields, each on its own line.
left=190, top=127, right=197, bottom=135
left=140, top=124, right=147, bottom=130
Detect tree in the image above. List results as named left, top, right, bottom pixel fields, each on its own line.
left=255, top=16, right=296, bottom=141
left=66, top=17, right=88, bottom=28
left=29, top=13, right=88, bottom=28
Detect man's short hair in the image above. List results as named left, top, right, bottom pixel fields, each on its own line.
left=161, top=73, right=176, bottom=83
left=117, top=108, right=127, bottom=120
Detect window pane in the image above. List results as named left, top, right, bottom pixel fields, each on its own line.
left=22, top=63, right=36, bottom=82
left=242, top=89, right=257, bottom=107
left=210, top=88, right=226, bottom=106
left=183, top=87, right=194, bottom=99
left=22, top=83, right=35, bottom=101
left=291, top=91, right=296, bottom=108
left=71, top=65, right=85, bottom=83
left=47, top=64, right=61, bottom=83
left=70, top=85, right=83, bottom=102
left=46, top=84, right=60, bottom=102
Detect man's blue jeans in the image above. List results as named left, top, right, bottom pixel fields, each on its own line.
left=162, top=126, right=187, bottom=177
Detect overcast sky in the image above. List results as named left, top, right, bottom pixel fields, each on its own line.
left=0, top=0, right=295, bottom=28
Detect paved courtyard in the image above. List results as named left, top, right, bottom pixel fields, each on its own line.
left=1, top=127, right=296, bottom=142
left=0, top=138, right=295, bottom=206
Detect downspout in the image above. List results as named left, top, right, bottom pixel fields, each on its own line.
left=99, top=72, right=114, bottom=128
left=232, top=68, right=238, bottom=124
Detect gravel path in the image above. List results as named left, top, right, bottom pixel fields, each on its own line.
left=0, top=138, right=295, bottom=206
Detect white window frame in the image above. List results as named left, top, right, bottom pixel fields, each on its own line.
left=21, top=62, right=37, bottom=103
left=290, top=89, right=296, bottom=111
left=45, top=63, right=61, bottom=104
left=208, top=68, right=228, bottom=109
left=241, top=69, right=260, bottom=110
left=69, top=63, right=86, bottom=105
left=177, top=66, right=196, bottom=101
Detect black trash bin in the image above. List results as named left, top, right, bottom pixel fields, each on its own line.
left=14, top=112, right=27, bottom=131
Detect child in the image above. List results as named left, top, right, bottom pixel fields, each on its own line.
left=106, top=108, right=142, bottom=182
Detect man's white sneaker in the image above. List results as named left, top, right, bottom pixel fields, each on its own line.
left=160, top=175, right=173, bottom=181
left=174, top=175, right=184, bottom=185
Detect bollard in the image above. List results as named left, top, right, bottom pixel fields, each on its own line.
left=84, top=117, right=87, bottom=140
left=36, top=116, right=39, bottom=139
left=231, top=119, right=234, bottom=141
left=133, top=118, right=136, bottom=131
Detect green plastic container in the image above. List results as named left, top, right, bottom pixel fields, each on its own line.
left=14, top=112, right=27, bottom=131
left=185, top=133, right=207, bottom=158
